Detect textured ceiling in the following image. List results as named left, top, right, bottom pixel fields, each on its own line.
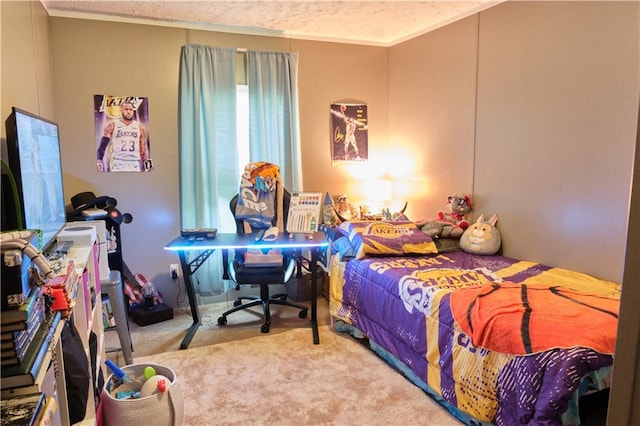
left=42, top=1, right=501, bottom=46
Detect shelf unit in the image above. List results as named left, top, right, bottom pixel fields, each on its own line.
left=1, top=315, right=66, bottom=425
left=68, top=240, right=106, bottom=425
left=64, top=218, right=133, bottom=364
left=1, top=231, right=106, bottom=425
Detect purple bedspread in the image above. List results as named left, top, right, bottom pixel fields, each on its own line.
left=334, top=251, right=619, bottom=425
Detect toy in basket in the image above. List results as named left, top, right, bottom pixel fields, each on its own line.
left=100, top=361, right=183, bottom=426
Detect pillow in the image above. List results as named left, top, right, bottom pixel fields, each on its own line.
left=459, top=214, right=501, bottom=255
left=332, top=237, right=357, bottom=260
left=341, top=221, right=438, bottom=259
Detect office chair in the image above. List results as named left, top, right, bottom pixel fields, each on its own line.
left=217, top=166, right=308, bottom=333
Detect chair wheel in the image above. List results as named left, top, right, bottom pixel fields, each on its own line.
left=299, top=309, right=308, bottom=319
left=218, top=316, right=227, bottom=326
left=261, top=323, right=270, bottom=333
left=233, top=299, right=242, bottom=307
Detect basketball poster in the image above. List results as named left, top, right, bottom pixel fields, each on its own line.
left=330, top=103, right=368, bottom=164
left=94, top=95, right=153, bottom=172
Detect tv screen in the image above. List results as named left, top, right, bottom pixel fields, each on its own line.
left=4, top=107, right=67, bottom=252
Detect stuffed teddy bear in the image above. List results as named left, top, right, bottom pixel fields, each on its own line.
left=460, top=213, right=501, bottom=255
left=334, top=194, right=359, bottom=222
left=420, top=193, right=473, bottom=238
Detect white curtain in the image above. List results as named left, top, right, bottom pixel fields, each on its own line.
left=179, top=44, right=238, bottom=296
left=247, top=50, right=303, bottom=190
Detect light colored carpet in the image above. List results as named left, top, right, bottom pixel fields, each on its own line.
left=106, top=295, right=334, bottom=359
left=105, top=298, right=462, bottom=425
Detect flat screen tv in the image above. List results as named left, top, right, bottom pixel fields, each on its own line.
left=4, top=107, right=67, bottom=252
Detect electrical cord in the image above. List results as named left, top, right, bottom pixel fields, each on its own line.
left=1, top=230, right=55, bottom=280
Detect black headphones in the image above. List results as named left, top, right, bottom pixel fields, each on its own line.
left=70, top=191, right=132, bottom=224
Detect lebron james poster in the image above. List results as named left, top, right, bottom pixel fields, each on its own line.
left=94, top=95, right=153, bottom=172
left=330, top=103, right=368, bottom=164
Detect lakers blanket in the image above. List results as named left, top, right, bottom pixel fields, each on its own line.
left=333, top=251, right=620, bottom=425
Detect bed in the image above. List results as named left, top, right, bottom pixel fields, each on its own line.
left=327, top=220, right=620, bottom=426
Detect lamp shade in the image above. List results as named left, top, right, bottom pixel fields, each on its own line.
left=363, top=179, right=392, bottom=202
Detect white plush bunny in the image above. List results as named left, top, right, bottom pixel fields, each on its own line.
left=460, top=213, right=502, bottom=255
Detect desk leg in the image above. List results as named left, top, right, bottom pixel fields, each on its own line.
left=179, top=251, right=201, bottom=349
left=311, top=249, right=320, bottom=344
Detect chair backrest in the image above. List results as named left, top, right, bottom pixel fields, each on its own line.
left=229, top=185, right=291, bottom=235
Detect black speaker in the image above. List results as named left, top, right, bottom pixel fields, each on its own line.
left=1, top=174, right=18, bottom=232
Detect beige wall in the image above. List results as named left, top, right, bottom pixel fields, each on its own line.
left=475, top=1, right=638, bottom=282
left=389, top=1, right=639, bottom=283
left=293, top=39, right=389, bottom=195
left=388, top=15, right=478, bottom=222
left=0, top=1, right=54, bottom=136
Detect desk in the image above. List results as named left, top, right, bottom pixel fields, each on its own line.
left=164, top=232, right=328, bottom=349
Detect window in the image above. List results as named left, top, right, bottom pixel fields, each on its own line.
left=219, top=85, right=250, bottom=233
left=236, top=84, right=250, bottom=169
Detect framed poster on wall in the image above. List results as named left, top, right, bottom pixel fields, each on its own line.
left=94, top=95, right=153, bottom=172
left=330, top=103, right=368, bottom=164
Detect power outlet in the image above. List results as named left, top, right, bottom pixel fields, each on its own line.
left=170, top=264, right=179, bottom=279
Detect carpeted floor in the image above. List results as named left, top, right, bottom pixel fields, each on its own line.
left=104, top=296, right=609, bottom=425
left=105, top=297, right=463, bottom=425
left=107, top=294, right=338, bottom=360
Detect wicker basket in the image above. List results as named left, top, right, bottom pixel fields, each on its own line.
left=100, top=363, right=183, bottom=426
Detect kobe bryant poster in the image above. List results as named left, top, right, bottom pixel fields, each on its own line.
left=330, top=103, right=368, bottom=164
left=94, top=95, right=153, bottom=172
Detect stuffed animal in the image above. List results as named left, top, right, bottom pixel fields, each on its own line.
left=322, top=193, right=339, bottom=226
left=420, top=193, right=473, bottom=238
left=334, top=194, right=359, bottom=222
left=459, top=213, right=502, bottom=255
left=322, top=204, right=339, bottom=226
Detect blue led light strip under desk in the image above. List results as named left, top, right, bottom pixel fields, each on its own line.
left=164, top=232, right=329, bottom=349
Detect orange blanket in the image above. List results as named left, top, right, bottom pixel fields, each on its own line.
left=450, top=281, right=619, bottom=355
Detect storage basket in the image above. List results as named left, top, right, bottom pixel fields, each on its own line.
left=100, top=363, right=183, bottom=426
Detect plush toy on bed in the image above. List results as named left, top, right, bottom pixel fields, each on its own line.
left=459, top=213, right=502, bottom=255
left=334, top=194, right=359, bottom=223
left=420, top=193, right=473, bottom=238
